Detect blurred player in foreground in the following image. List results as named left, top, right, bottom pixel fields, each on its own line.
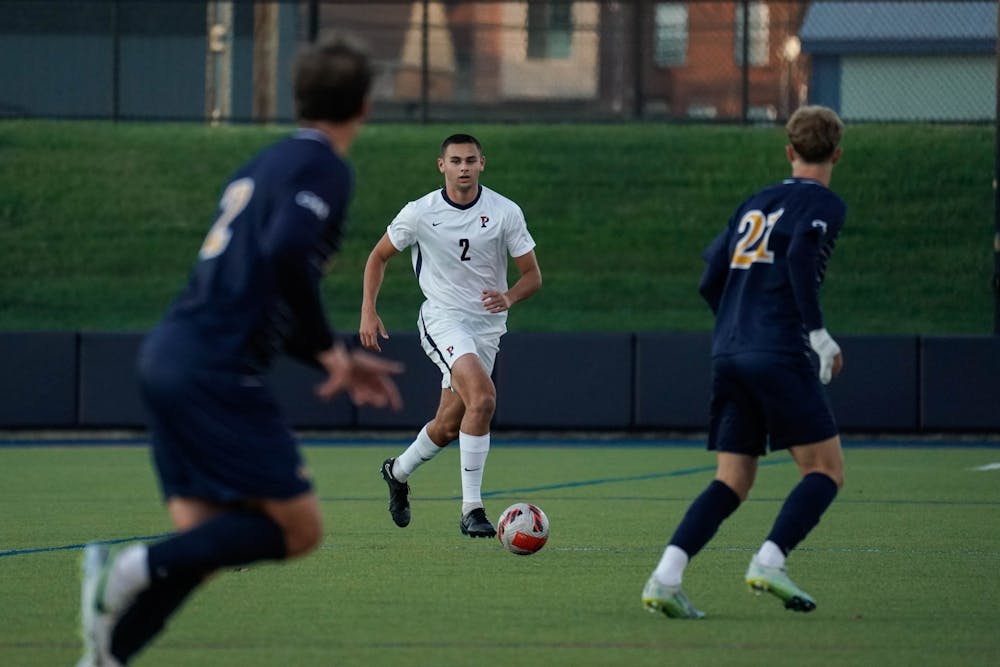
left=643, top=105, right=848, bottom=619
left=77, top=35, right=403, bottom=666
left=360, top=134, right=541, bottom=538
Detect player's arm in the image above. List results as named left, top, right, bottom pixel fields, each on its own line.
left=788, top=216, right=842, bottom=383
left=482, top=250, right=541, bottom=314
left=263, top=189, right=340, bottom=365
left=698, top=228, right=730, bottom=314
left=359, top=232, right=401, bottom=352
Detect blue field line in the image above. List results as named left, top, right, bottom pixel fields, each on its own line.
left=0, top=459, right=777, bottom=560
left=2, top=433, right=1000, bottom=448
left=0, top=533, right=173, bottom=560
left=482, top=458, right=789, bottom=497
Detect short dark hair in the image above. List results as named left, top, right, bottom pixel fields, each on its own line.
left=785, top=105, right=844, bottom=164
left=293, top=34, right=372, bottom=122
left=440, top=133, right=483, bottom=156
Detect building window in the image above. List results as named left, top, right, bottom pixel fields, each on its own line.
left=527, top=2, right=573, bottom=59
left=734, top=1, right=769, bottom=67
left=654, top=3, right=688, bottom=67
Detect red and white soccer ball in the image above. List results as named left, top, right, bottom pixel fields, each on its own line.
left=496, top=502, right=549, bottom=555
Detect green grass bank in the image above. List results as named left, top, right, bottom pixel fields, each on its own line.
left=0, top=120, right=993, bottom=334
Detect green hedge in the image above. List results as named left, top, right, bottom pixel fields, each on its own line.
left=0, top=120, right=993, bottom=334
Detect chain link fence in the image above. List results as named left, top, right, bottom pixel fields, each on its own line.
left=0, top=0, right=995, bottom=123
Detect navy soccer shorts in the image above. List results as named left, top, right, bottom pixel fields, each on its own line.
left=707, top=351, right=838, bottom=456
left=137, top=324, right=312, bottom=504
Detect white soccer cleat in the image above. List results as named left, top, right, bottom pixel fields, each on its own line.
left=77, top=544, right=124, bottom=667
left=745, top=555, right=817, bottom=612
left=641, top=575, right=705, bottom=619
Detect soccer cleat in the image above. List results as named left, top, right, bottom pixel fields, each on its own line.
left=745, top=556, right=817, bottom=612
left=380, top=458, right=411, bottom=527
left=459, top=507, right=496, bottom=538
left=641, top=576, right=705, bottom=619
left=77, top=544, right=125, bottom=667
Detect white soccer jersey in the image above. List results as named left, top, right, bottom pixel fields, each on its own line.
left=386, top=185, right=535, bottom=325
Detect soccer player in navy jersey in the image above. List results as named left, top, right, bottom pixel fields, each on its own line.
left=360, top=134, right=541, bottom=538
left=642, top=105, right=847, bottom=619
left=76, top=36, right=403, bottom=666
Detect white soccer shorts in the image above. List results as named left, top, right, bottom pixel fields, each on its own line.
left=417, top=302, right=502, bottom=389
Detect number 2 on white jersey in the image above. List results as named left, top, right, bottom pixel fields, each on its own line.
left=199, top=177, right=254, bottom=260
left=730, top=208, right=783, bottom=269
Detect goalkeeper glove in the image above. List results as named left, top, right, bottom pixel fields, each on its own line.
left=808, top=328, right=841, bottom=385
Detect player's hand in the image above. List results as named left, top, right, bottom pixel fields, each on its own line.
left=808, top=328, right=843, bottom=384
left=315, top=344, right=404, bottom=410
left=481, top=290, right=511, bottom=314
left=358, top=308, right=388, bottom=352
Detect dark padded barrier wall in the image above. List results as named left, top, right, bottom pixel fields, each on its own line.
left=78, top=332, right=146, bottom=427
left=270, top=356, right=354, bottom=428
left=828, top=336, right=919, bottom=431
left=355, top=332, right=443, bottom=429
left=921, top=337, right=1000, bottom=431
left=634, top=332, right=712, bottom=429
left=0, top=331, right=78, bottom=427
left=3, top=331, right=998, bottom=432
left=493, top=332, right=633, bottom=429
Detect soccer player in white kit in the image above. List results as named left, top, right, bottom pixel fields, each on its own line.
left=360, top=134, right=542, bottom=537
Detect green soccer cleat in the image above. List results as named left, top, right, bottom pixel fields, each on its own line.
left=641, top=576, right=706, bottom=619
left=77, top=544, right=124, bottom=667
left=745, top=556, right=817, bottom=612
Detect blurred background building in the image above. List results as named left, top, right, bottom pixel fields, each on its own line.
left=0, top=0, right=995, bottom=123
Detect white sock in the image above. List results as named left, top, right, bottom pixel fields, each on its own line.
left=459, top=431, right=490, bottom=515
left=393, top=424, right=443, bottom=482
left=106, top=543, right=150, bottom=611
left=756, top=540, right=786, bottom=569
left=653, top=544, right=689, bottom=587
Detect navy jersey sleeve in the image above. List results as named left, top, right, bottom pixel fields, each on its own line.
left=699, top=215, right=736, bottom=314
left=262, top=163, right=351, bottom=364
left=786, top=194, right=846, bottom=331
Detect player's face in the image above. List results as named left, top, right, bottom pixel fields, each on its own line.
left=438, top=143, right=484, bottom=195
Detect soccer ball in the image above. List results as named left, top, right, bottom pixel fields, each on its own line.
left=496, top=502, right=549, bottom=555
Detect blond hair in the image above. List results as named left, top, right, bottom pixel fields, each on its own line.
left=785, top=105, right=844, bottom=164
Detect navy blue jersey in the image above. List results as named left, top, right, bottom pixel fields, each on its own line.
left=161, top=128, right=351, bottom=372
left=699, top=178, right=846, bottom=357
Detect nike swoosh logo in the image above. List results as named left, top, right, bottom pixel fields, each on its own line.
left=431, top=221, right=443, bottom=226
left=463, top=467, right=481, bottom=472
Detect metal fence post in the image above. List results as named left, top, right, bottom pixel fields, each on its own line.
left=420, top=0, right=429, bottom=124
left=994, top=11, right=999, bottom=335
left=740, top=0, right=750, bottom=123
left=632, top=0, right=644, bottom=120
left=110, top=0, right=120, bottom=122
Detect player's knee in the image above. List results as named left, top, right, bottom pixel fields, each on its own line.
left=283, top=513, right=323, bottom=558
left=465, top=392, right=496, bottom=419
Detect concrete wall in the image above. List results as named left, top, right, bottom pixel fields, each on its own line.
left=2, top=330, right=998, bottom=433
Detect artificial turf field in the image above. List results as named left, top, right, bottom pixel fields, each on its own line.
left=1, top=437, right=997, bottom=666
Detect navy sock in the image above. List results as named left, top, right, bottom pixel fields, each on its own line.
left=147, top=510, right=287, bottom=582
left=108, top=511, right=287, bottom=664
left=766, top=472, right=838, bottom=555
left=110, top=573, right=200, bottom=663
left=669, top=480, right=742, bottom=558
